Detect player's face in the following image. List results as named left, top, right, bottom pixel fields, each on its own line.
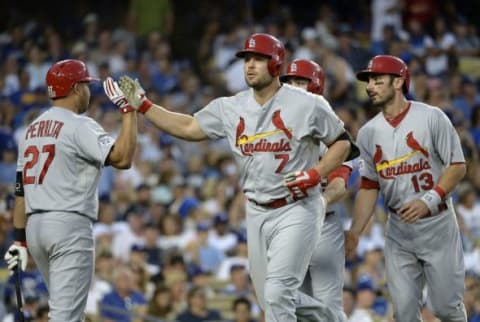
left=365, top=74, right=395, bottom=107
left=243, top=53, right=274, bottom=90
left=287, top=77, right=310, bottom=91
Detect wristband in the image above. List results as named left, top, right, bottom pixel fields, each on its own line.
left=13, top=228, right=27, bottom=246
left=138, top=98, right=153, bottom=114
left=420, top=189, right=442, bottom=214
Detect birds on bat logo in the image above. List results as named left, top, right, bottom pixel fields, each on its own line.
left=373, top=131, right=431, bottom=179
left=235, top=110, right=293, bottom=156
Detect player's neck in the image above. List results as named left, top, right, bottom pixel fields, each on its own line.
left=383, top=96, right=409, bottom=118
left=253, top=79, right=281, bottom=106
left=51, top=98, right=82, bottom=114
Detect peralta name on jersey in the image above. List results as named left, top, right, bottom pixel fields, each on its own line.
left=240, top=138, right=291, bottom=156
left=25, top=120, right=64, bottom=140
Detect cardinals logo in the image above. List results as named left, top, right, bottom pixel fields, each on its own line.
left=375, top=132, right=431, bottom=179
left=406, top=131, right=429, bottom=157
left=235, top=110, right=292, bottom=156
left=373, top=144, right=383, bottom=164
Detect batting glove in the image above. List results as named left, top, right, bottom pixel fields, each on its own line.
left=119, top=76, right=153, bottom=114
left=4, top=243, right=28, bottom=271
left=103, top=77, right=134, bottom=113
left=284, top=168, right=321, bottom=200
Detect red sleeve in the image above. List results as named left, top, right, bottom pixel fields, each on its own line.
left=360, top=176, right=380, bottom=190
left=327, top=165, right=352, bottom=187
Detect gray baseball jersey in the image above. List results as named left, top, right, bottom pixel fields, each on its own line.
left=17, top=107, right=115, bottom=220
left=195, top=84, right=346, bottom=321
left=357, top=101, right=467, bottom=322
left=300, top=143, right=352, bottom=322
left=17, top=106, right=114, bottom=321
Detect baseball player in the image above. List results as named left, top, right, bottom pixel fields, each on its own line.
left=345, top=55, right=467, bottom=322
left=110, top=33, right=359, bottom=321
left=281, top=59, right=352, bottom=322
left=4, top=59, right=138, bottom=322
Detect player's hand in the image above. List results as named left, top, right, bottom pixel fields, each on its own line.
left=118, top=75, right=153, bottom=114
left=4, top=243, right=28, bottom=271
left=344, top=231, right=359, bottom=260
left=103, top=77, right=134, bottom=113
left=284, top=168, right=321, bottom=200
left=398, top=199, right=430, bottom=224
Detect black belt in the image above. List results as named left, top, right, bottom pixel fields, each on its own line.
left=388, top=202, right=448, bottom=217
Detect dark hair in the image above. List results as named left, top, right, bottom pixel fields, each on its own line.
left=233, top=297, right=251, bottom=311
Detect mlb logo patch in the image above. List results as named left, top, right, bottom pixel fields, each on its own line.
left=249, top=38, right=256, bottom=48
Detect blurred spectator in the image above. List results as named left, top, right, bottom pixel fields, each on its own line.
left=0, top=134, right=16, bottom=187
left=371, top=0, right=404, bottom=44
left=146, top=284, right=175, bottom=321
left=456, top=181, right=480, bottom=242
left=99, top=266, right=147, bottom=322
left=343, top=286, right=373, bottom=322
left=424, top=17, right=456, bottom=77
left=230, top=297, right=258, bottom=322
left=158, top=213, right=195, bottom=254
left=336, top=24, right=371, bottom=72
left=216, top=231, right=249, bottom=281
left=185, top=220, right=225, bottom=273
left=453, top=18, right=480, bottom=57
left=111, top=207, right=146, bottom=262
left=85, top=251, right=113, bottom=319
left=208, top=212, right=238, bottom=254
left=175, top=286, right=222, bottom=322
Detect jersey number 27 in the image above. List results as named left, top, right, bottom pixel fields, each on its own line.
left=23, top=144, right=56, bottom=185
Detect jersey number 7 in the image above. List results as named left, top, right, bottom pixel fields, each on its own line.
left=23, top=144, right=56, bottom=185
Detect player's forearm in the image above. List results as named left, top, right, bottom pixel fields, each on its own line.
left=350, top=188, right=378, bottom=235
left=324, top=177, right=347, bottom=204
left=109, top=112, right=137, bottom=169
left=144, top=104, right=208, bottom=141
left=313, top=140, right=350, bottom=177
left=13, top=197, right=26, bottom=229
left=436, top=163, right=466, bottom=195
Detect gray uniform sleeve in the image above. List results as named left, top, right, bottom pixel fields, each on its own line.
left=309, top=96, right=345, bottom=145
left=74, top=118, right=115, bottom=166
left=357, top=127, right=379, bottom=181
left=431, top=109, right=465, bottom=165
left=194, top=98, right=227, bottom=140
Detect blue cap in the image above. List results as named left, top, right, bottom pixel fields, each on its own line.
left=189, top=265, right=208, bottom=278
left=356, top=274, right=375, bottom=291
left=131, top=244, right=147, bottom=252
left=236, top=230, right=247, bottom=243
left=214, top=212, right=229, bottom=225
left=196, top=220, right=211, bottom=231
left=178, top=197, right=199, bottom=218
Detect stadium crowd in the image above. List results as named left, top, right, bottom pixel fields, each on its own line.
left=0, top=0, right=480, bottom=321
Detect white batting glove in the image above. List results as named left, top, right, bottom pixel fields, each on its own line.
left=119, top=75, right=153, bottom=114
left=103, top=77, right=134, bottom=113
left=4, top=243, right=28, bottom=271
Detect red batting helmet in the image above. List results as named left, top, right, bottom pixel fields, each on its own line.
left=280, top=59, right=325, bottom=95
left=46, top=59, right=99, bottom=99
left=356, top=55, right=410, bottom=93
left=235, top=33, right=285, bottom=77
